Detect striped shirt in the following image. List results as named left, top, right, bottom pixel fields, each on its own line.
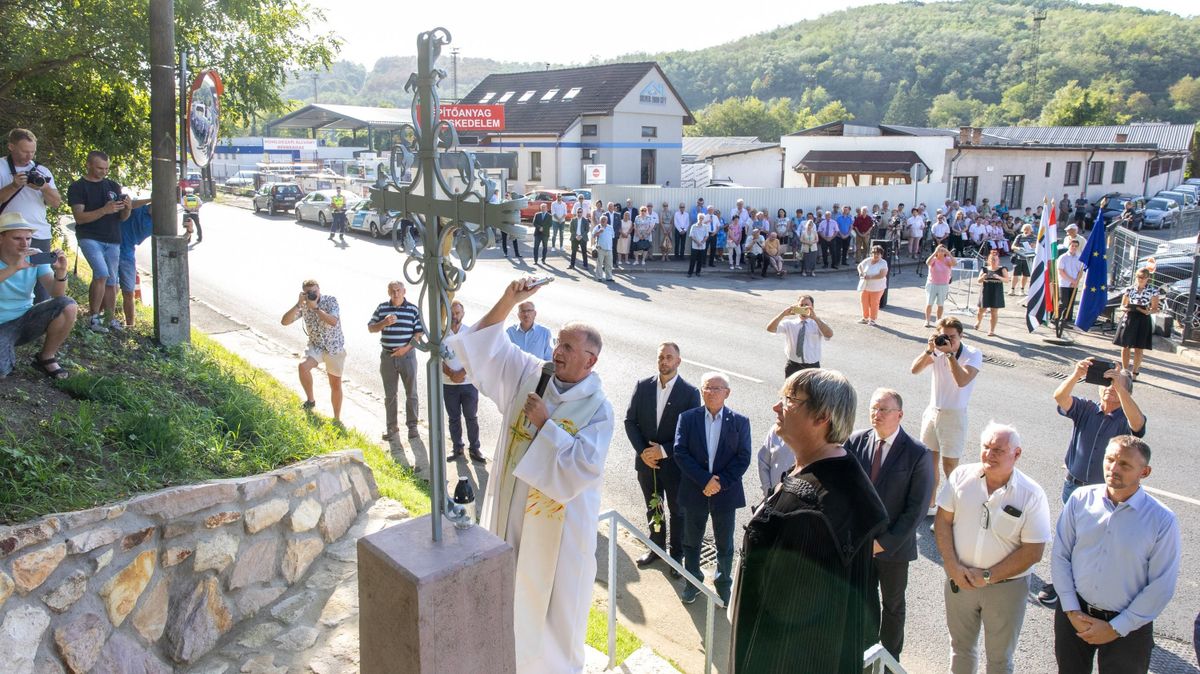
left=369, top=300, right=424, bottom=350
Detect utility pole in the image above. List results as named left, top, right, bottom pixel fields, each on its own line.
left=311, top=73, right=319, bottom=103
left=1032, top=10, right=1047, bottom=108
left=451, top=47, right=459, bottom=102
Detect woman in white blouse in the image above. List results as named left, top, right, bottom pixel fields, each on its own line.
left=856, top=245, right=889, bottom=326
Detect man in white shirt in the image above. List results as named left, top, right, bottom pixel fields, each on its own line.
left=765, top=294, right=834, bottom=378
left=687, top=215, right=709, bottom=278
left=968, top=217, right=987, bottom=245
left=930, top=215, right=951, bottom=249
left=672, top=203, right=690, bottom=261
left=935, top=422, right=1051, bottom=674
left=906, top=208, right=926, bottom=258
left=550, top=194, right=568, bottom=251
left=0, top=129, right=62, bottom=303
left=1056, top=239, right=1085, bottom=324
left=818, top=211, right=839, bottom=269
left=911, top=317, right=982, bottom=515
left=592, top=214, right=614, bottom=282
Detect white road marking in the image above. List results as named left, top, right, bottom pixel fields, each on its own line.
left=1143, top=486, right=1200, bottom=508
left=680, top=358, right=764, bottom=384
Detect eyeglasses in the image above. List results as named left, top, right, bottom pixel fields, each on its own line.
left=869, top=406, right=900, bottom=414
left=779, top=395, right=812, bottom=410
left=700, top=385, right=728, bottom=393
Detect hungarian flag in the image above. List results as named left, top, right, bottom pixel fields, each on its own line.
left=1075, top=208, right=1108, bottom=331
left=1025, top=201, right=1057, bottom=332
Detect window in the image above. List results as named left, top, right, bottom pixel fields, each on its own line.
left=641, top=126, right=657, bottom=138
left=815, top=175, right=846, bottom=187
left=951, top=176, right=978, bottom=204
left=497, top=91, right=515, bottom=103
left=1045, top=162, right=1052, bottom=178
left=1112, top=160, right=1126, bottom=184
left=530, top=152, right=542, bottom=181
left=581, top=124, right=597, bottom=137
left=1087, top=161, right=1105, bottom=185
left=479, top=92, right=496, bottom=103
left=518, top=90, right=536, bottom=103
left=562, top=87, right=582, bottom=100
left=540, top=89, right=559, bottom=101
left=1000, top=175, right=1025, bottom=210
left=1064, top=161, right=1081, bottom=186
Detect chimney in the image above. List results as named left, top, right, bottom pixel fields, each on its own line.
left=1115, top=132, right=1128, bottom=143
left=971, top=127, right=983, bottom=144
left=959, top=126, right=971, bottom=144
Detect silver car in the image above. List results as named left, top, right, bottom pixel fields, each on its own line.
left=294, top=190, right=360, bottom=227
left=1142, top=197, right=1180, bottom=229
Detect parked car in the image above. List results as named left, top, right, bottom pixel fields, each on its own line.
left=294, top=189, right=362, bottom=226
left=519, top=189, right=575, bottom=221
left=1094, top=193, right=1145, bottom=231
left=251, top=183, right=304, bottom=215
left=1156, top=189, right=1197, bottom=212
left=346, top=200, right=396, bottom=238
left=570, top=188, right=593, bottom=203
left=1161, top=277, right=1200, bottom=334
left=1142, top=197, right=1180, bottom=230
left=1118, top=253, right=1195, bottom=288
left=1170, top=183, right=1200, bottom=202
left=1183, top=178, right=1200, bottom=187
left=179, top=171, right=202, bottom=192
left=224, top=170, right=259, bottom=188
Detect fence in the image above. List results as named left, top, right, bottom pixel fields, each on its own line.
left=1108, top=223, right=1199, bottom=344
left=588, top=184, right=949, bottom=220
left=596, top=509, right=908, bottom=674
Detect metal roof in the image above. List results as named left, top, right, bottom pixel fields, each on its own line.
left=265, top=104, right=413, bottom=132
left=977, top=124, right=1194, bottom=153
left=682, top=136, right=769, bottom=161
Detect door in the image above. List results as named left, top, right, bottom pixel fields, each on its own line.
left=640, top=149, right=656, bottom=185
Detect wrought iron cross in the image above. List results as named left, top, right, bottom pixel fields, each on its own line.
left=370, top=27, right=525, bottom=541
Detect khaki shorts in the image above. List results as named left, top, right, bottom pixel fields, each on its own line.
left=303, top=347, right=347, bottom=378
left=921, top=406, right=968, bottom=459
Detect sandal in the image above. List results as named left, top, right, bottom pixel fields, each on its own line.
left=33, top=357, right=69, bottom=380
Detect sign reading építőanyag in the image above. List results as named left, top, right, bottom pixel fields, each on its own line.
left=439, top=104, right=505, bottom=131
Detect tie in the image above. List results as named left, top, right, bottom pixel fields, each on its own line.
left=870, top=438, right=885, bottom=482
left=795, top=320, right=807, bottom=364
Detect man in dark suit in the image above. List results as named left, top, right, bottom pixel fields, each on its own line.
left=845, top=387, right=935, bottom=661
left=531, top=202, right=552, bottom=264
left=674, top=372, right=752, bottom=605
left=624, top=342, right=701, bottom=576
left=567, top=210, right=590, bottom=271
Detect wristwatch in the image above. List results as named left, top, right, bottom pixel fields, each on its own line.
left=982, top=569, right=992, bottom=585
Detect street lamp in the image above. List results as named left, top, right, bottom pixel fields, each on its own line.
left=370, top=27, right=526, bottom=542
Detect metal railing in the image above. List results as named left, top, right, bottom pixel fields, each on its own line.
left=596, top=509, right=909, bottom=674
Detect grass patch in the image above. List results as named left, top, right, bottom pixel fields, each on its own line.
left=0, top=254, right=428, bottom=524
left=585, top=605, right=643, bottom=667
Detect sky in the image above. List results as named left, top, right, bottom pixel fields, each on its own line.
left=308, top=0, right=1197, bottom=69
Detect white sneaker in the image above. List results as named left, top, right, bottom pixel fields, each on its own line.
left=108, top=319, right=126, bottom=332
left=858, top=318, right=869, bottom=324
left=88, top=315, right=109, bottom=334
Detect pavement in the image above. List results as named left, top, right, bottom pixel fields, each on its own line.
left=134, top=200, right=1199, bottom=673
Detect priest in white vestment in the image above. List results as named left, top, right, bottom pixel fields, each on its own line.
left=446, top=278, right=613, bottom=674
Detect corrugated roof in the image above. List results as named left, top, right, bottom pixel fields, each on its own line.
left=266, top=103, right=412, bottom=131
left=461, top=62, right=693, bottom=136
left=977, top=124, right=1194, bottom=152
left=682, top=136, right=768, bottom=160
left=794, top=150, right=929, bottom=174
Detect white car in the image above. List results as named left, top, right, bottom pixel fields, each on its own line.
left=294, top=190, right=360, bottom=227
left=223, top=170, right=258, bottom=188
left=347, top=200, right=395, bottom=238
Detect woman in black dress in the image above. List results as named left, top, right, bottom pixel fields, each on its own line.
left=729, top=369, right=887, bottom=674
left=1113, top=267, right=1160, bottom=377
left=975, top=250, right=1009, bottom=336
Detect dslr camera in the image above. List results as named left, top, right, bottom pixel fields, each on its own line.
left=305, top=290, right=318, bottom=301
left=933, top=333, right=951, bottom=347
left=23, top=170, right=46, bottom=188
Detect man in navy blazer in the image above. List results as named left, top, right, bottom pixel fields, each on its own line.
left=531, top=203, right=553, bottom=264
left=624, top=343, right=701, bottom=574
left=845, top=387, right=935, bottom=661
left=674, top=372, right=752, bottom=605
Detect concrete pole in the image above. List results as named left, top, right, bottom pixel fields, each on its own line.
left=149, top=0, right=191, bottom=346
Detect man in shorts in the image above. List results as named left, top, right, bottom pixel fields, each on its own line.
left=280, top=279, right=346, bottom=423
left=911, top=316, right=982, bottom=516
left=67, top=150, right=130, bottom=333
left=0, top=212, right=77, bottom=379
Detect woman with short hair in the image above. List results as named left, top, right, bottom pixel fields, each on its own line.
left=975, top=250, right=1009, bottom=336
left=633, top=206, right=653, bottom=266
left=1113, top=267, right=1160, bottom=378
left=856, top=245, right=889, bottom=326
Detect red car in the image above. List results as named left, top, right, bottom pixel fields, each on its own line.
left=520, top=189, right=576, bottom=221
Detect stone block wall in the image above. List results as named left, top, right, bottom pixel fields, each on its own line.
left=0, top=450, right=378, bottom=673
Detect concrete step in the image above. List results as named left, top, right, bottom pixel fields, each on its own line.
left=585, top=645, right=681, bottom=673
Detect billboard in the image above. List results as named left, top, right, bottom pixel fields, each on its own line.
left=262, top=138, right=318, bottom=151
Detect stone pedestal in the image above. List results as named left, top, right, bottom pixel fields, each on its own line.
left=358, top=515, right=515, bottom=674
left=151, top=234, right=190, bottom=346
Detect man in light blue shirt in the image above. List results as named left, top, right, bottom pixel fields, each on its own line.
left=835, top=205, right=854, bottom=267
left=505, top=301, right=552, bottom=360
left=0, top=212, right=77, bottom=378
left=1051, top=435, right=1180, bottom=674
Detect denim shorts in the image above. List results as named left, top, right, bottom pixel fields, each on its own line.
left=118, top=256, right=137, bottom=292
left=78, top=238, right=121, bottom=286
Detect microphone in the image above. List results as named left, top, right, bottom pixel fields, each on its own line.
left=535, top=361, right=555, bottom=398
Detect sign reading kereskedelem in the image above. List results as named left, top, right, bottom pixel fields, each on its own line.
left=440, top=104, right=506, bottom=131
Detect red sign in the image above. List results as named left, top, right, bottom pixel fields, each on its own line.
left=439, top=104, right=505, bottom=131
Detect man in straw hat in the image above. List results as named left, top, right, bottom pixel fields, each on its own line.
left=0, top=211, right=77, bottom=378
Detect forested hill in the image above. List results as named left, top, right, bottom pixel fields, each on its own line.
left=623, top=0, right=1200, bottom=127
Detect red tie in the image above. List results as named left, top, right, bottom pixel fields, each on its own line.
left=870, top=438, right=885, bottom=483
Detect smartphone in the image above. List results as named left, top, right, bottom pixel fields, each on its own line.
left=1084, top=359, right=1115, bottom=385
left=28, top=251, right=57, bottom=265
left=526, top=276, right=555, bottom=289
left=794, top=305, right=811, bottom=317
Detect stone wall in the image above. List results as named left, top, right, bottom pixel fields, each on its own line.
left=0, top=449, right=378, bottom=673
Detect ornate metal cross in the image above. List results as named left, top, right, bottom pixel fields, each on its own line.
left=370, top=27, right=525, bottom=541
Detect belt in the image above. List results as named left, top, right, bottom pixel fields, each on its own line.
left=1065, top=473, right=1088, bottom=487
left=1078, top=596, right=1120, bottom=621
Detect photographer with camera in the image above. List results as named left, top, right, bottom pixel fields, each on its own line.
left=0, top=129, right=62, bottom=304
left=281, top=279, right=346, bottom=424
left=911, top=317, right=982, bottom=516
left=766, top=294, right=833, bottom=378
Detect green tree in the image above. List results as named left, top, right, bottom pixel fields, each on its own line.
left=0, top=0, right=340, bottom=186
left=927, top=93, right=986, bottom=127
left=883, top=81, right=929, bottom=126
left=1169, top=75, right=1200, bottom=121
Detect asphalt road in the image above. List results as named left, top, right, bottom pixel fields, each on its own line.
left=146, top=202, right=1200, bottom=673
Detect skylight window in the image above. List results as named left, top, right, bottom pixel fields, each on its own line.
left=518, top=90, right=536, bottom=103
left=498, top=91, right=515, bottom=103
left=541, top=89, right=559, bottom=101
left=479, top=92, right=496, bottom=103
left=562, top=87, right=582, bottom=101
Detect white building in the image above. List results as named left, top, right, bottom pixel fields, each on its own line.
left=459, top=63, right=693, bottom=192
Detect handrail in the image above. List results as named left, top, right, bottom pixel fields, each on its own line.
left=597, top=509, right=908, bottom=674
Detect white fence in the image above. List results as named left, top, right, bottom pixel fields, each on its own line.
left=588, top=183, right=950, bottom=216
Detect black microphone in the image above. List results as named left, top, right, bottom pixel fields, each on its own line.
left=535, top=361, right=555, bottom=398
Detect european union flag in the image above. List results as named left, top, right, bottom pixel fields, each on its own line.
left=1075, top=209, right=1108, bottom=331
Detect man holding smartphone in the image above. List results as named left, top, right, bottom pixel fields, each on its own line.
left=68, top=150, right=130, bottom=334
left=765, top=294, right=833, bottom=378
left=0, top=212, right=77, bottom=379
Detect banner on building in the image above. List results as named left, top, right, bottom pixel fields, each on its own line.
left=263, top=138, right=318, bottom=151
left=439, top=104, right=506, bottom=131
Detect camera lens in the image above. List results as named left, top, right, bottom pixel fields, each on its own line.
left=306, top=291, right=318, bottom=301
